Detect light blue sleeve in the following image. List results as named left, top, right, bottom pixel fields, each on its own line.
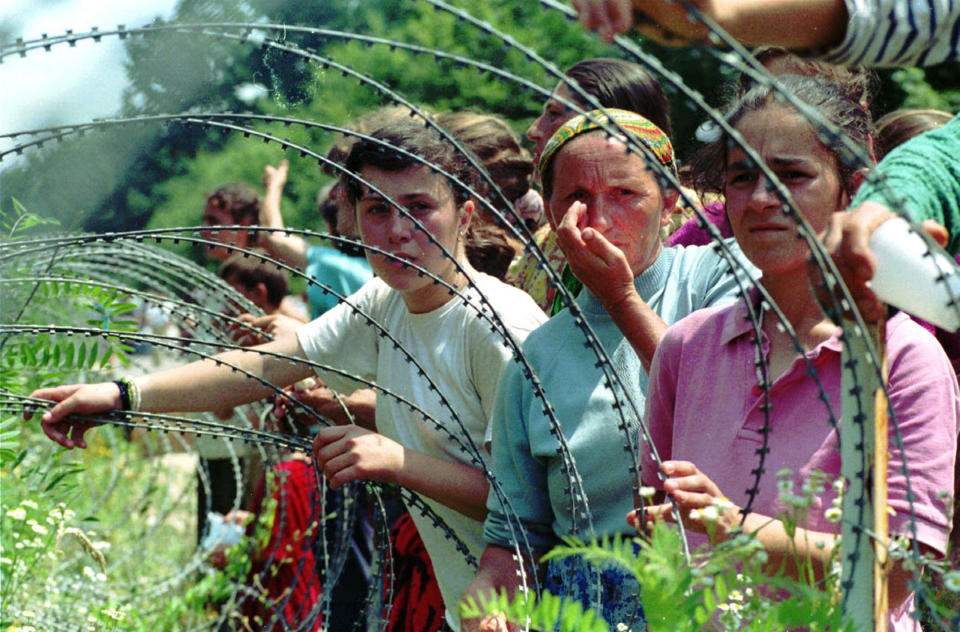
left=483, top=359, right=557, bottom=551
left=690, top=240, right=757, bottom=310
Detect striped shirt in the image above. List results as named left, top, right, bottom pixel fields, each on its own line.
left=823, top=0, right=959, bottom=66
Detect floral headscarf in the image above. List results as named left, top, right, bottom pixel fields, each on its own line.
left=536, top=108, right=678, bottom=186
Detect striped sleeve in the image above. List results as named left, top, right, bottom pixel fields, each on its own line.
left=821, top=0, right=959, bottom=66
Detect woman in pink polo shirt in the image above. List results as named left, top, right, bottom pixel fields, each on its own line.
left=635, top=74, right=959, bottom=630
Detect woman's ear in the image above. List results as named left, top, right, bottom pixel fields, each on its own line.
left=459, top=199, right=475, bottom=236
left=660, top=189, right=680, bottom=227
left=849, top=168, right=868, bottom=196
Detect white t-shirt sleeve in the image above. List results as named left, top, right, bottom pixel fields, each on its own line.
left=295, top=278, right=384, bottom=393
left=467, top=277, right=548, bottom=441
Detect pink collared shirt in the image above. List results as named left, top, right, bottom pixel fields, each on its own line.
left=642, top=300, right=959, bottom=631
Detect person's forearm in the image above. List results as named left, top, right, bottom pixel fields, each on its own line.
left=138, top=335, right=313, bottom=413
left=635, top=0, right=847, bottom=49
left=395, top=451, right=491, bottom=521
left=600, top=288, right=667, bottom=371
left=258, top=233, right=309, bottom=270
left=734, top=512, right=836, bottom=581
left=461, top=545, right=542, bottom=631
left=736, top=512, right=914, bottom=606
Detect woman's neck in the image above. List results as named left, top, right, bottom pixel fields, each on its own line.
left=760, top=269, right=836, bottom=377
left=402, top=258, right=475, bottom=314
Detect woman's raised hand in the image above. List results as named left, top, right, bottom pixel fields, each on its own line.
left=262, top=159, right=289, bottom=195
left=25, top=382, right=123, bottom=449
left=628, top=460, right=740, bottom=541
left=556, top=200, right=637, bottom=305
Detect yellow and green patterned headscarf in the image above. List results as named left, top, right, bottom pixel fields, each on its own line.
left=536, top=108, right=678, bottom=188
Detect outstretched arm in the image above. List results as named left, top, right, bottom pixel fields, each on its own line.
left=258, top=160, right=310, bottom=269
left=556, top=200, right=667, bottom=370
left=29, top=333, right=313, bottom=449
left=630, top=460, right=915, bottom=608
left=574, top=0, right=847, bottom=50
left=461, top=545, right=542, bottom=632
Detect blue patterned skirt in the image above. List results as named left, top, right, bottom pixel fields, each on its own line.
left=543, top=544, right=646, bottom=632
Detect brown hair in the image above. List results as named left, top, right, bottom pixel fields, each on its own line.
left=738, top=46, right=875, bottom=108
left=464, top=224, right=518, bottom=280
left=344, top=122, right=481, bottom=209
left=694, top=74, right=874, bottom=199
left=206, top=183, right=260, bottom=224
left=563, top=57, right=673, bottom=139
left=434, top=111, right=533, bottom=219
left=219, top=249, right=289, bottom=310
left=324, top=106, right=432, bottom=173
left=874, top=108, right=953, bottom=160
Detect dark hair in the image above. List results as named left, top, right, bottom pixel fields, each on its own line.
left=564, top=58, right=673, bottom=139
left=464, top=224, right=517, bottom=280
left=206, top=183, right=260, bottom=224
left=693, top=74, right=873, bottom=199
left=324, top=106, right=432, bottom=176
left=219, top=250, right=289, bottom=310
left=344, top=122, right=481, bottom=209
left=874, top=108, right=953, bottom=160
left=738, top=47, right=875, bottom=107
left=434, top=111, right=533, bottom=217
left=318, top=195, right=339, bottom=232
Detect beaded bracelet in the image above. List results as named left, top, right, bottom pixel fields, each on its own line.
left=113, top=377, right=142, bottom=412
left=113, top=379, right=131, bottom=410
left=125, top=377, right=142, bottom=412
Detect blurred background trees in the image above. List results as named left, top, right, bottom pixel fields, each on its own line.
left=2, top=0, right=957, bottom=257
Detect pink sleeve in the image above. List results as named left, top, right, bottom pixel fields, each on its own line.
left=885, top=315, right=960, bottom=556
left=640, top=327, right=682, bottom=489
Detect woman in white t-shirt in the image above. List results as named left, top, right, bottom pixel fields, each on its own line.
left=28, top=122, right=547, bottom=631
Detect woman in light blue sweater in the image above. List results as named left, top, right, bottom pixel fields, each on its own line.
left=462, top=109, right=756, bottom=632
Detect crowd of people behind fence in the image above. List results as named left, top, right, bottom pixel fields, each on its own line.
left=25, top=2, right=960, bottom=631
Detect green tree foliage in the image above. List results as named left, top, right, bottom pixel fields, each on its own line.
left=1, top=0, right=956, bottom=247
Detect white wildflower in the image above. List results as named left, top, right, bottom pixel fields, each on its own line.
left=944, top=571, right=960, bottom=592
left=101, top=606, right=126, bottom=622
left=713, top=497, right=736, bottom=512
left=21, top=500, right=38, bottom=510
left=639, top=486, right=657, bottom=499
left=688, top=508, right=702, bottom=521
left=82, top=566, right=102, bottom=582
left=700, top=505, right=720, bottom=523
left=30, top=523, right=48, bottom=536
left=6, top=507, right=26, bottom=520
left=824, top=507, right=842, bottom=523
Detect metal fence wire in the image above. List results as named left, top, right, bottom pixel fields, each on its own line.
left=1, top=1, right=958, bottom=631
